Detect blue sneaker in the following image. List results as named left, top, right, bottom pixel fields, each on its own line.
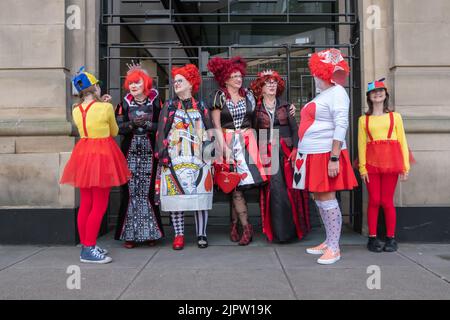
left=95, top=245, right=108, bottom=255
left=80, top=246, right=112, bottom=264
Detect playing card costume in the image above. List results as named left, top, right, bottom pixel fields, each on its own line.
left=155, top=64, right=214, bottom=249
left=207, top=56, right=267, bottom=246
left=114, top=62, right=164, bottom=247
left=251, top=70, right=311, bottom=243
left=294, top=49, right=358, bottom=264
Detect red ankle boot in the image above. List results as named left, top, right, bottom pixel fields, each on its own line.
left=230, top=222, right=240, bottom=242
left=239, top=224, right=253, bottom=246
left=172, top=235, right=185, bottom=250
left=124, top=241, right=136, bottom=249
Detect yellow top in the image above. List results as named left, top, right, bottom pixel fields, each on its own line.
left=72, top=101, right=119, bottom=138
left=358, top=112, right=410, bottom=175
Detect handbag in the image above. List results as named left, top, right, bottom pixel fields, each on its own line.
left=214, top=163, right=244, bottom=194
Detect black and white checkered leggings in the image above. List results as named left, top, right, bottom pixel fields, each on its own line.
left=170, top=211, right=208, bottom=237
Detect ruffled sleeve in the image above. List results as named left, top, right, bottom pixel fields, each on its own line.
left=209, top=90, right=225, bottom=110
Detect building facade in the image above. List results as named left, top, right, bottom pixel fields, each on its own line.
left=0, top=0, right=449, bottom=244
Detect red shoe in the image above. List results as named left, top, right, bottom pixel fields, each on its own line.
left=124, top=241, right=136, bottom=249
left=230, top=222, right=240, bottom=242
left=172, top=235, right=185, bottom=250
left=147, top=240, right=157, bottom=247
left=239, top=224, right=253, bottom=246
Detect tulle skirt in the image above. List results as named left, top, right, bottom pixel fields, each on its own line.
left=60, top=137, right=131, bottom=188
left=365, top=140, right=405, bottom=174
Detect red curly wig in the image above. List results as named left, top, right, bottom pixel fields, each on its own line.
left=171, top=64, right=201, bottom=94
left=250, top=70, right=285, bottom=104
left=123, top=69, right=153, bottom=97
left=308, top=48, right=350, bottom=86
left=207, top=56, right=247, bottom=88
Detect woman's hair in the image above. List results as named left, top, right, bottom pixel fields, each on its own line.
left=123, top=69, right=153, bottom=97
left=250, top=71, right=285, bottom=105
left=171, top=64, right=201, bottom=94
left=366, top=89, right=393, bottom=115
left=207, top=56, right=247, bottom=98
left=77, top=85, right=101, bottom=104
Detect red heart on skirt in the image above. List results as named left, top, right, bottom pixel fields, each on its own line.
left=296, top=159, right=304, bottom=171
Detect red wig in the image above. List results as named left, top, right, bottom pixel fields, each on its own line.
left=171, top=64, right=201, bottom=94
left=123, top=69, right=153, bottom=97
left=250, top=70, right=285, bottom=104
left=207, top=56, right=247, bottom=88
left=308, top=48, right=350, bottom=86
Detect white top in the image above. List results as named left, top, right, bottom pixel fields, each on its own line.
left=298, top=85, right=350, bottom=154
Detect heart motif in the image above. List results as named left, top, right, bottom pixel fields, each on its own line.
left=294, top=173, right=302, bottom=185
left=298, top=102, right=316, bottom=142
left=295, top=159, right=304, bottom=171
left=240, top=173, right=248, bottom=180
left=216, top=171, right=242, bottom=194
left=183, top=123, right=190, bottom=129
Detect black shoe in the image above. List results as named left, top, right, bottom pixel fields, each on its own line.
left=367, top=237, right=383, bottom=253
left=197, top=236, right=208, bottom=249
left=383, top=237, right=398, bottom=252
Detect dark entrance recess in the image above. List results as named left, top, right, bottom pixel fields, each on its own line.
left=99, top=0, right=363, bottom=233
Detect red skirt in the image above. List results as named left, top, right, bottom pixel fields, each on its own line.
left=366, top=140, right=405, bottom=174
left=60, top=137, right=131, bottom=188
left=305, top=149, right=358, bottom=193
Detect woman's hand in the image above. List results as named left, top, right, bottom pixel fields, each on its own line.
left=361, top=174, right=370, bottom=184
left=289, top=104, right=296, bottom=117
left=400, top=172, right=409, bottom=181
left=289, top=148, right=297, bottom=163
left=101, top=94, right=112, bottom=103
left=328, top=160, right=339, bottom=178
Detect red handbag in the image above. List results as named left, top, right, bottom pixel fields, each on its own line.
left=214, top=163, right=244, bottom=194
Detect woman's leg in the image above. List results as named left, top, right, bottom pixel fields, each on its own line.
left=170, top=211, right=185, bottom=236
left=315, top=192, right=341, bottom=253
left=194, top=210, right=208, bottom=237
left=232, top=190, right=249, bottom=226
left=84, top=187, right=111, bottom=247
left=380, top=174, right=399, bottom=238
left=366, top=173, right=382, bottom=237
left=78, top=188, right=93, bottom=246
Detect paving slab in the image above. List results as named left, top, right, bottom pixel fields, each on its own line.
left=120, top=267, right=296, bottom=300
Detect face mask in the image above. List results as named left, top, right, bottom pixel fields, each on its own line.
left=314, top=77, right=326, bottom=94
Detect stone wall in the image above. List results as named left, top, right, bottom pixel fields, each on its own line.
left=359, top=0, right=450, bottom=235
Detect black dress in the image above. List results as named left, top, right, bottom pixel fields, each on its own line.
left=114, top=90, right=164, bottom=242
left=255, top=98, right=311, bottom=242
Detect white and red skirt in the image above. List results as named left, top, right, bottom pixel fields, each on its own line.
left=294, top=149, right=358, bottom=193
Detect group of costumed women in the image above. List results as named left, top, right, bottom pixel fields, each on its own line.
left=60, top=48, right=411, bottom=265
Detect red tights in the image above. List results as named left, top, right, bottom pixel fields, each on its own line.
left=366, top=173, right=398, bottom=238
left=78, top=187, right=111, bottom=246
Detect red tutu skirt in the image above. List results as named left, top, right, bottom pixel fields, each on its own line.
left=305, top=149, right=358, bottom=193
left=366, top=140, right=405, bottom=174
left=60, top=137, right=131, bottom=188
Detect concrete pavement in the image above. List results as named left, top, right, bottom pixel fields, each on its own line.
left=0, top=226, right=449, bottom=300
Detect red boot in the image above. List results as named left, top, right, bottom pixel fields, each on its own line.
left=124, top=241, right=136, bottom=249
left=239, top=224, right=253, bottom=246
left=230, top=222, right=240, bottom=242
left=172, top=235, right=185, bottom=250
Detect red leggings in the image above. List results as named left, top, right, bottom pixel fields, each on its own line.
left=366, top=173, right=399, bottom=238
left=78, top=187, right=111, bottom=246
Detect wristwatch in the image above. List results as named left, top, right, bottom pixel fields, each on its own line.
left=330, top=155, right=340, bottom=162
